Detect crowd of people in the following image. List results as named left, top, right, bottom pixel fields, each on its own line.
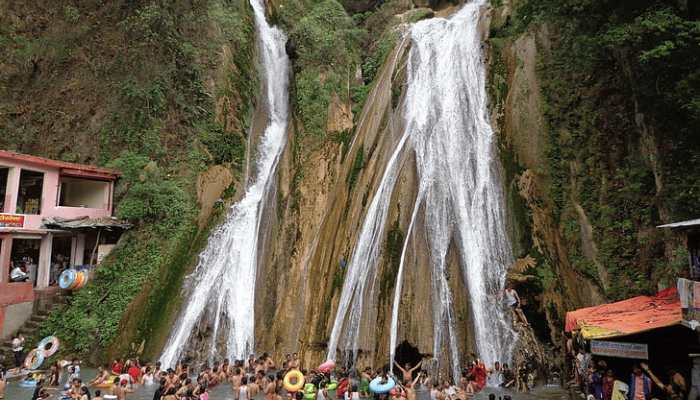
left=568, top=344, right=691, bottom=400
left=0, top=352, right=527, bottom=400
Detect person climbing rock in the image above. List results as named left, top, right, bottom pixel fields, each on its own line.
left=503, top=285, right=529, bottom=326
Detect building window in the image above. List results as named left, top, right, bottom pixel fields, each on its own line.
left=0, top=167, right=7, bottom=212
left=9, top=238, right=40, bottom=286
left=16, top=170, right=44, bottom=215
left=58, top=176, right=109, bottom=209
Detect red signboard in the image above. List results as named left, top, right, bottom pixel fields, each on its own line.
left=0, top=214, right=24, bottom=228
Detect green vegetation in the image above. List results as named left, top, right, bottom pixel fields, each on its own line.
left=1, top=0, right=258, bottom=360
left=348, top=144, right=365, bottom=189
left=379, top=220, right=404, bottom=301
left=491, top=0, right=699, bottom=299
left=277, top=0, right=365, bottom=140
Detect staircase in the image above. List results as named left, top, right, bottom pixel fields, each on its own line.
left=0, top=290, right=69, bottom=368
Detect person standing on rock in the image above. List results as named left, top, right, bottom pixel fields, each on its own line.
left=504, top=286, right=529, bottom=326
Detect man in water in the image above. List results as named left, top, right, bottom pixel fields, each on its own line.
left=289, top=353, right=300, bottom=369
left=113, top=378, right=133, bottom=400
left=394, top=361, right=423, bottom=383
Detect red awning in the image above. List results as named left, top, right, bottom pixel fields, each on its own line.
left=565, top=288, right=681, bottom=339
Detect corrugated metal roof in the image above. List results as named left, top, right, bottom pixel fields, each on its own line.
left=657, top=218, right=700, bottom=229
left=42, top=216, right=132, bottom=230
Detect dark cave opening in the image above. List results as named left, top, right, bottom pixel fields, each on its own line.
left=393, top=340, right=424, bottom=372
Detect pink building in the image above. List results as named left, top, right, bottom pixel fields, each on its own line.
left=0, top=150, right=124, bottom=338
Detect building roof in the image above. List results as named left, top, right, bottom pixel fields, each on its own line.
left=565, top=288, right=681, bottom=340
left=42, top=216, right=132, bottom=231
left=0, top=150, right=120, bottom=180
left=657, top=218, right=700, bottom=229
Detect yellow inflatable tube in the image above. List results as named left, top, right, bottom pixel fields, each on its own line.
left=283, top=369, right=305, bottom=392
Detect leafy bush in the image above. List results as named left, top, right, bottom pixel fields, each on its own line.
left=289, top=0, right=365, bottom=67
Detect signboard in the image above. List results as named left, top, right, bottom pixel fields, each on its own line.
left=679, top=278, right=700, bottom=325
left=0, top=214, right=24, bottom=228
left=590, top=340, right=648, bottom=360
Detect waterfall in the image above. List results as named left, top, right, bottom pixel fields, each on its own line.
left=159, top=0, right=289, bottom=368
left=328, top=0, right=515, bottom=379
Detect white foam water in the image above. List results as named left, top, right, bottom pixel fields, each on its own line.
left=328, top=0, right=516, bottom=380
left=159, top=0, right=289, bottom=367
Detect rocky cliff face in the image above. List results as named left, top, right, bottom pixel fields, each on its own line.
left=486, top=4, right=604, bottom=348
left=252, top=35, right=467, bottom=367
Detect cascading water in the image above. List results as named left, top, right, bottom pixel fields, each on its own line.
left=159, top=0, right=289, bottom=368
left=328, top=0, right=516, bottom=380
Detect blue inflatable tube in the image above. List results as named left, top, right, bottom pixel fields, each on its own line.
left=59, top=269, right=77, bottom=289
left=369, top=377, right=395, bottom=394
left=19, top=380, right=38, bottom=387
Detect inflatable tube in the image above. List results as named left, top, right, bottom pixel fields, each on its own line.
left=369, top=377, right=396, bottom=394
left=303, top=383, right=316, bottom=400
left=92, top=374, right=117, bottom=387
left=37, top=335, right=60, bottom=358
left=24, top=349, right=45, bottom=370
left=59, top=269, right=77, bottom=289
left=19, top=380, right=38, bottom=387
left=77, top=271, right=89, bottom=289
left=283, top=369, right=305, bottom=393
left=70, top=271, right=85, bottom=290
left=104, top=395, right=118, bottom=400
left=318, top=360, right=336, bottom=373
left=326, top=381, right=338, bottom=391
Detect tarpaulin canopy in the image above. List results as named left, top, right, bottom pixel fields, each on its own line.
left=565, top=288, right=681, bottom=340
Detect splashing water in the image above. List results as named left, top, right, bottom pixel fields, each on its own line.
left=328, top=0, right=516, bottom=379
left=159, top=0, right=289, bottom=368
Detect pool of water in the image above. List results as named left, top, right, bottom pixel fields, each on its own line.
left=5, top=368, right=569, bottom=400
left=473, top=385, right=569, bottom=399
left=5, top=367, right=236, bottom=400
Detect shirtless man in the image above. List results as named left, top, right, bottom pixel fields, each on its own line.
left=503, top=286, right=529, bottom=326
left=404, top=372, right=423, bottom=400
left=394, top=361, right=423, bottom=383
left=230, top=368, right=244, bottom=400
left=265, top=374, right=277, bottom=400
left=112, top=379, right=133, bottom=400
left=220, top=361, right=231, bottom=382
left=289, top=354, right=300, bottom=370
left=267, top=354, right=278, bottom=370
left=248, top=355, right=257, bottom=374
left=249, top=376, right=261, bottom=398
left=89, top=365, right=111, bottom=386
